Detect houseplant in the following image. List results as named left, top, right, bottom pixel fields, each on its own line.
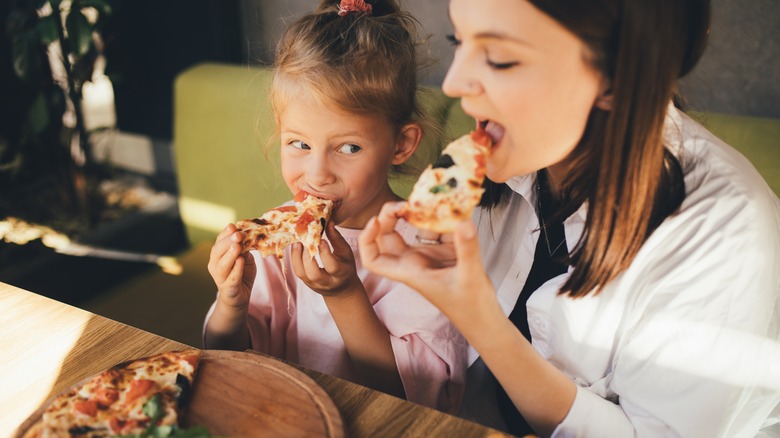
left=2, top=0, right=113, bottom=233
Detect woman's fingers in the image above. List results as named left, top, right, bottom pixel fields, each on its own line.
left=358, top=216, right=401, bottom=278
left=454, top=220, right=480, bottom=267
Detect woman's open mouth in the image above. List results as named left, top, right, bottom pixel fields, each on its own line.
left=479, top=120, right=505, bottom=151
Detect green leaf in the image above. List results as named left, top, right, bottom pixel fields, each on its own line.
left=11, top=31, right=41, bottom=81
left=142, top=394, right=164, bottom=422
left=65, top=9, right=92, bottom=56
left=28, top=93, right=51, bottom=134
left=36, top=14, right=59, bottom=45
left=82, top=0, right=112, bottom=17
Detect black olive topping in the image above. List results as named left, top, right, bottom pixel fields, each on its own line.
left=432, top=154, right=455, bottom=169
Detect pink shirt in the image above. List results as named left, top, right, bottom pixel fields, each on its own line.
left=205, top=220, right=467, bottom=413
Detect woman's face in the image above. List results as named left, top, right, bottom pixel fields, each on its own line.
left=443, top=0, right=606, bottom=183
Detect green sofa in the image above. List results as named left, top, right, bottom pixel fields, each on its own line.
left=174, top=62, right=779, bottom=246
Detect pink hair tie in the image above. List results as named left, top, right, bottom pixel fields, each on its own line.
left=338, top=0, right=372, bottom=16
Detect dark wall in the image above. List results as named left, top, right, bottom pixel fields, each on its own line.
left=679, top=0, right=780, bottom=118
left=104, top=0, right=244, bottom=140
left=242, top=0, right=780, bottom=119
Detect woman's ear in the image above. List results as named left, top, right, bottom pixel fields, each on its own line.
left=595, top=82, right=614, bottom=111
left=392, top=123, right=422, bottom=165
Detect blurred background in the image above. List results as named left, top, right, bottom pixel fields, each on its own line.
left=1, top=0, right=778, bottom=346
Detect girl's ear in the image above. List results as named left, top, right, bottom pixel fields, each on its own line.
left=392, top=123, right=422, bottom=165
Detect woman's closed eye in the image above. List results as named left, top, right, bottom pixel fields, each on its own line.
left=289, top=140, right=310, bottom=150
left=337, top=143, right=361, bottom=155
left=446, top=34, right=519, bottom=70
left=487, top=58, right=519, bottom=70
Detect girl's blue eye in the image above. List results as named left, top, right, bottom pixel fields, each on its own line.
left=290, top=140, right=310, bottom=150
left=338, top=143, right=361, bottom=154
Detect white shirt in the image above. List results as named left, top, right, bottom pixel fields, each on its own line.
left=461, top=106, right=780, bottom=437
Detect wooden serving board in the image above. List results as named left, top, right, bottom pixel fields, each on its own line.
left=17, top=350, right=344, bottom=438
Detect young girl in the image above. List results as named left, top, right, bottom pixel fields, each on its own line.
left=360, top=0, right=780, bottom=436
left=203, top=0, right=466, bottom=413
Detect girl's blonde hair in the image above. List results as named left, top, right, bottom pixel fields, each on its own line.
left=270, top=0, right=428, bottom=175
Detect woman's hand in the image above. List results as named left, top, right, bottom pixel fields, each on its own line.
left=291, top=221, right=362, bottom=297
left=358, top=202, right=500, bottom=327
left=207, top=224, right=257, bottom=310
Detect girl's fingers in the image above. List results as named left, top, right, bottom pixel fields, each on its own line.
left=225, top=254, right=245, bottom=286
left=289, top=242, right=306, bottom=279
left=318, top=239, right=341, bottom=273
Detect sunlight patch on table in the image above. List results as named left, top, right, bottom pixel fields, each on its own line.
left=0, top=292, right=90, bottom=435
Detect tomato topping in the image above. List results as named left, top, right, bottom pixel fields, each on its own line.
left=74, top=400, right=98, bottom=417
left=126, top=379, right=155, bottom=404
left=94, top=387, right=119, bottom=408
left=184, top=353, right=198, bottom=369
left=273, top=205, right=297, bottom=213
left=294, top=191, right=308, bottom=202
left=295, top=211, right=316, bottom=235
left=109, top=416, right=124, bottom=433
left=470, top=129, right=492, bottom=148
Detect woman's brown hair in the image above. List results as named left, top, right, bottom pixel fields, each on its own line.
left=482, top=0, right=711, bottom=297
left=271, top=0, right=431, bottom=175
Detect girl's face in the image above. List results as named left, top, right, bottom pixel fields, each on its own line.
left=279, top=90, right=408, bottom=229
left=443, top=0, right=606, bottom=183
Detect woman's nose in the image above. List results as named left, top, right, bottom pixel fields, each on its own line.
left=442, top=50, right=483, bottom=98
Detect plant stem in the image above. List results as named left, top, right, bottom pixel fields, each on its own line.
left=52, top=4, right=92, bottom=225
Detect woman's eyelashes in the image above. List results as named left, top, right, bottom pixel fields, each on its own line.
left=487, top=58, right=519, bottom=70
left=446, top=34, right=461, bottom=47
left=445, top=34, right=519, bottom=70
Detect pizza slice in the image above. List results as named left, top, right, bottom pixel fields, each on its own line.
left=400, top=129, right=492, bottom=233
left=235, top=192, right=334, bottom=259
left=23, top=350, right=202, bottom=438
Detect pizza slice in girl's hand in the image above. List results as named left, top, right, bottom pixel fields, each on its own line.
left=400, top=129, right=492, bottom=233
left=235, top=192, right=334, bottom=259
left=24, top=349, right=202, bottom=438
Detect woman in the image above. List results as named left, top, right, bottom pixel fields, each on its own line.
left=359, top=0, right=780, bottom=436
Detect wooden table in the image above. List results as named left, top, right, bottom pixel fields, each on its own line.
left=0, top=282, right=509, bottom=437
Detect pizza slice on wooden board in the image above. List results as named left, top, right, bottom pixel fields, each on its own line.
left=400, top=129, right=492, bottom=233
left=235, top=192, right=334, bottom=259
left=22, top=350, right=202, bottom=438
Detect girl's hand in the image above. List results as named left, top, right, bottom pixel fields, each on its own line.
left=358, top=202, right=499, bottom=327
left=207, top=224, right=257, bottom=310
left=291, top=221, right=362, bottom=297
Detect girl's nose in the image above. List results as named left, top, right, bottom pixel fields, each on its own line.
left=306, top=152, right=336, bottom=187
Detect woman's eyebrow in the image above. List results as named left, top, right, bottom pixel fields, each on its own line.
left=473, top=31, right=534, bottom=48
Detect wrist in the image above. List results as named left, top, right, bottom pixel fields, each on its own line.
left=322, top=282, right=365, bottom=303
left=453, top=297, right=507, bottom=346
left=215, top=295, right=249, bottom=317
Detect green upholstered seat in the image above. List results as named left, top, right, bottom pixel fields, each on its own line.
left=174, top=63, right=779, bottom=245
